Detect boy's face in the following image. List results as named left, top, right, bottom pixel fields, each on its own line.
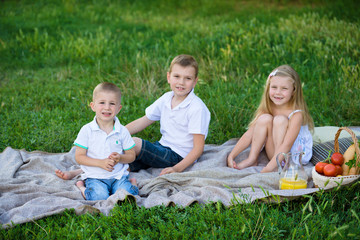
left=90, top=91, right=122, bottom=124
left=167, top=64, right=198, bottom=99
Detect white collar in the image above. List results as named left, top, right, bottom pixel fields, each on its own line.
left=89, top=116, right=120, bottom=133
left=167, top=89, right=196, bottom=110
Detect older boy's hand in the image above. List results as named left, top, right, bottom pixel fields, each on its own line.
left=100, top=158, right=116, bottom=172
left=160, top=167, right=176, bottom=176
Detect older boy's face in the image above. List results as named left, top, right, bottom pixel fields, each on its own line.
left=90, top=91, right=122, bottom=124
left=167, top=64, right=198, bottom=99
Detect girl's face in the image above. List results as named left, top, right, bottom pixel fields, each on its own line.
left=268, top=76, right=294, bottom=108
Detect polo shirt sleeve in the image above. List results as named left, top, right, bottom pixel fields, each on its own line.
left=187, top=103, right=211, bottom=137
left=145, top=93, right=167, bottom=121
left=73, top=125, right=89, bottom=150
left=122, top=128, right=136, bottom=151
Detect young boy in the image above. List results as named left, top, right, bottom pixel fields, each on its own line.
left=126, top=54, right=211, bottom=175
left=71, top=82, right=138, bottom=200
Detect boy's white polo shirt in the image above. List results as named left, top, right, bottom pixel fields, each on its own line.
left=74, top=116, right=135, bottom=180
left=145, top=89, right=210, bottom=158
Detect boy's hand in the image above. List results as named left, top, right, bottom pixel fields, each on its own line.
left=109, top=152, right=121, bottom=163
left=160, top=167, right=176, bottom=176
left=100, top=158, right=116, bottom=171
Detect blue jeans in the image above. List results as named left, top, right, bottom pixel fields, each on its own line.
left=129, top=140, right=183, bottom=172
left=84, top=175, right=138, bottom=201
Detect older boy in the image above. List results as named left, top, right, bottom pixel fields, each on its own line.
left=126, top=54, right=211, bottom=175
left=72, top=82, right=138, bottom=200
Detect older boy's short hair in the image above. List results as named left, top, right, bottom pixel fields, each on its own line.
left=169, top=54, right=198, bottom=77
left=93, top=82, right=122, bottom=102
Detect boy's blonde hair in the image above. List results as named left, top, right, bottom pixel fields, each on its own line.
left=93, top=82, right=122, bottom=103
left=250, top=65, right=314, bottom=131
left=169, top=54, right=198, bottom=77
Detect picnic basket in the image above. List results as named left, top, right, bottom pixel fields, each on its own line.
left=312, top=127, right=360, bottom=189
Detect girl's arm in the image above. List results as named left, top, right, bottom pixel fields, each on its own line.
left=227, top=127, right=253, bottom=168
left=108, top=148, right=136, bottom=164
left=261, top=113, right=303, bottom=172
left=125, top=116, right=154, bottom=135
left=159, top=134, right=205, bottom=175
left=75, top=147, right=115, bottom=172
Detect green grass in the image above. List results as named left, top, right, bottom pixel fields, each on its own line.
left=1, top=0, right=360, bottom=238
left=3, top=183, right=360, bottom=239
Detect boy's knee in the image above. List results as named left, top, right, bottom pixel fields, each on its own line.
left=85, top=188, right=109, bottom=201
left=114, top=178, right=139, bottom=196
left=128, top=185, right=139, bottom=195
left=273, top=115, right=289, bottom=127
left=132, top=137, right=143, bottom=155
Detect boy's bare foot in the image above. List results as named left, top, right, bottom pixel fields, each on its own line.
left=75, top=180, right=86, bottom=199
left=55, top=169, right=83, bottom=180
left=130, top=178, right=137, bottom=186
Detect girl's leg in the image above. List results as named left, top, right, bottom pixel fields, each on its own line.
left=272, top=115, right=289, bottom=150
left=237, top=114, right=273, bottom=169
left=55, top=169, right=83, bottom=180
left=262, top=115, right=289, bottom=172
left=264, top=123, right=275, bottom=160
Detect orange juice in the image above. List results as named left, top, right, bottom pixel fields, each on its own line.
left=279, top=178, right=307, bottom=190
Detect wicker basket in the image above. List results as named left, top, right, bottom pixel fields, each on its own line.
left=312, top=127, right=360, bottom=189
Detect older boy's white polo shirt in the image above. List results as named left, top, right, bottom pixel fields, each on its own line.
left=145, top=89, right=210, bottom=158
left=74, top=116, right=135, bottom=180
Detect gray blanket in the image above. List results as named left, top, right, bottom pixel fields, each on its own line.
left=0, top=139, right=320, bottom=228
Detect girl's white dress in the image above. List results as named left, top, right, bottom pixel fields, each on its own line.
left=288, top=110, right=313, bottom=165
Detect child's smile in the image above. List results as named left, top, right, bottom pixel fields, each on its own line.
left=90, top=91, right=122, bottom=125
left=269, top=76, right=294, bottom=107
left=167, top=64, right=198, bottom=100
left=102, top=112, right=112, bottom=117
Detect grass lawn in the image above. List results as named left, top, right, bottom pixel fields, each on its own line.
left=1, top=0, right=360, bottom=239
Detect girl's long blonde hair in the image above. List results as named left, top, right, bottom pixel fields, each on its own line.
left=249, top=65, right=314, bottom=131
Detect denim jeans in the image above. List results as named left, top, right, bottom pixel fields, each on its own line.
left=84, top=175, right=138, bottom=201
left=129, top=140, right=183, bottom=172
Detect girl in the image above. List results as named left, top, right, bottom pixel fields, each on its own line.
left=227, top=65, right=314, bottom=173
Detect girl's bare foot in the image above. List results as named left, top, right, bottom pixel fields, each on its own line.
left=130, top=178, right=137, bottom=186
left=232, top=161, right=239, bottom=169
left=76, top=180, right=86, bottom=199
left=236, top=158, right=258, bottom=170
left=55, top=169, right=83, bottom=180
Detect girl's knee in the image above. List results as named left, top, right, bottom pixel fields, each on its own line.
left=273, top=115, right=289, bottom=127
left=256, top=114, right=273, bottom=125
